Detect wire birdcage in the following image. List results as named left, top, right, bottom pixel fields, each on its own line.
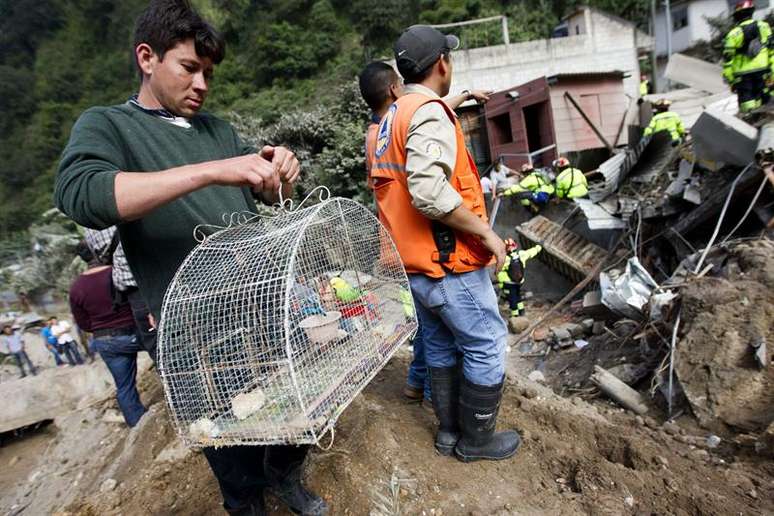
left=157, top=191, right=417, bottom=447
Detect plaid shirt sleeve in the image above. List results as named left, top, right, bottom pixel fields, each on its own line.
left=83, top=227, right=137, bottom=290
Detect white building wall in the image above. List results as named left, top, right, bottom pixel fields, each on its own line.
left=651, top=0, right=772, bottom=57
left=448, top=9, right=643, bottom=102
left=689, top=0, right=729, bottom=42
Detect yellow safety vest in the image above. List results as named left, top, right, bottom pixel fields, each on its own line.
left=723, top=19, right=773, bottom=83
left=643, top=111, right=685, bottom=142
left=504, top=172, right=554, bottom=206
left=554, top=168, right=588, bottom=199
left=497, top=245, right=542, bottom=287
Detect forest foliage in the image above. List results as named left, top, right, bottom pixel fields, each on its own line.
left=0, top=0, right=653, bottom=239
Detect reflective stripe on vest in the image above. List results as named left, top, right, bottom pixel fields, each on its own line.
left=371, top=93, right=492, bottom=277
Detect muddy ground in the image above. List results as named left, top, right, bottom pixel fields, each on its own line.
left=2, top=241, right=773, bottom=515
left=1, top=345, right=772, bottom=516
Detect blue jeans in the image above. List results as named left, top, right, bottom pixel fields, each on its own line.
left=93, top=333, right=146, bottom=427
left=406, top=319, right=432, bottom=401
left=59, top=341, right=84, bottom=366
left=409, top=268, right=507, bottom=387
left=46, top=344, right=64, bottom=366
left=12, top=351, right=36, bottom=377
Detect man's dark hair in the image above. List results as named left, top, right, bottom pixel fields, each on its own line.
left=133, top=0, right=225, bottom=76
left=359, top=62, right=400, bottom=112
left=402, top=51, right=449, bottom=85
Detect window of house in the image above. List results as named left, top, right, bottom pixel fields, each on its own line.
left=491, top=113, right=513, bottom=145
left=672, top=7, right=688, bottom=31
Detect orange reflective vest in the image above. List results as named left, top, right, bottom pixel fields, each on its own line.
left=371, top=93, right=492, bottom=278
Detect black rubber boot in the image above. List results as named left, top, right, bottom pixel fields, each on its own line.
left=429, top=366, right=460, bottom=456
left=225, top=493, right=267, bottom=516
left=454, top=377, right=521, bottom=463
left=266, top=463, right=328, bottom=516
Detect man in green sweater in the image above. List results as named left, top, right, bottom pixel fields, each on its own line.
left=54, top=1, right=326, bottom=515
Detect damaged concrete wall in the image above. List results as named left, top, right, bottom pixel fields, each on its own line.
left=447, top=9, right=642, bottom=102
left=691, top=110, right=758, bottom=167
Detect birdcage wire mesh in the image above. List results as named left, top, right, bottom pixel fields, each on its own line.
left=157, top=194, right=417, bottom=447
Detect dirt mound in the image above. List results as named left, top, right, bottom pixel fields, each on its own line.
left=676, top=240, right=774, bottom=432
left=305, top=356, right=772, bottom=515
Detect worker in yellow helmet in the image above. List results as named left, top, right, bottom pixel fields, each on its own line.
left=497, top=239, right=542, bottom=317
left=502, top=163, right=554, bottom=211
left=722, top=0, right=773, bottom=113
left=643, top=99, right=685, bottom=147
left=552, top=157, right=588, bottom=199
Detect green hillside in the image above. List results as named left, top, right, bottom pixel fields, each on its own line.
left=0, top=0, right=650, bottom=237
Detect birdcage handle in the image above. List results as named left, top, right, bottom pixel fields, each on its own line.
left=277, top=185, right=331, bottom=213
left=192, top=211, right=268, bottom=243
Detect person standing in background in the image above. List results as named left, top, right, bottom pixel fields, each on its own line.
left=41, top=320, right=65, bottom=367
left=1, top=324, right=37, bottom=378
left=51, top=317, right=85, bottom=366
left=70, top=242, right=147, bottom=427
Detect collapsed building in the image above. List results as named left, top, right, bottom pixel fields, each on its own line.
left=461, top=46, right=774, bottom=446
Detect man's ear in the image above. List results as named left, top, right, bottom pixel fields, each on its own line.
left=135, top=43, right=157, bottom=77
left=389, top=82, right=401, bottom=101
left=437, top=55, right=449, bottom=78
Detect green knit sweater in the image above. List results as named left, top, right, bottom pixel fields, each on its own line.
left=54, top=103, right=258, bottom=317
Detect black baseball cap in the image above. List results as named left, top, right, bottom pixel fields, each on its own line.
left=394, top=25, right=460, bottom=77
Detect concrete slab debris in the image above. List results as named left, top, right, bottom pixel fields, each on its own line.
left=574, top=199, right=627, bottom=230
left=752, top=337, right=768, bottom=369
left=683, top=180, right=702, bottom=205
left=665, top=159, right=694, bottom=198
left=663, top=53, right=727, bottom=95
left=692, top=109, right=759, bottom=167
left=755, top=121, right=774, bottom=163
left=1, top=354, right=153, bottom=433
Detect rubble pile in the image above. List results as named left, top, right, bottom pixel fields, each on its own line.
left=675, top=240, right=774, bottom=433
left=507, top=63, right=774, bottom=461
